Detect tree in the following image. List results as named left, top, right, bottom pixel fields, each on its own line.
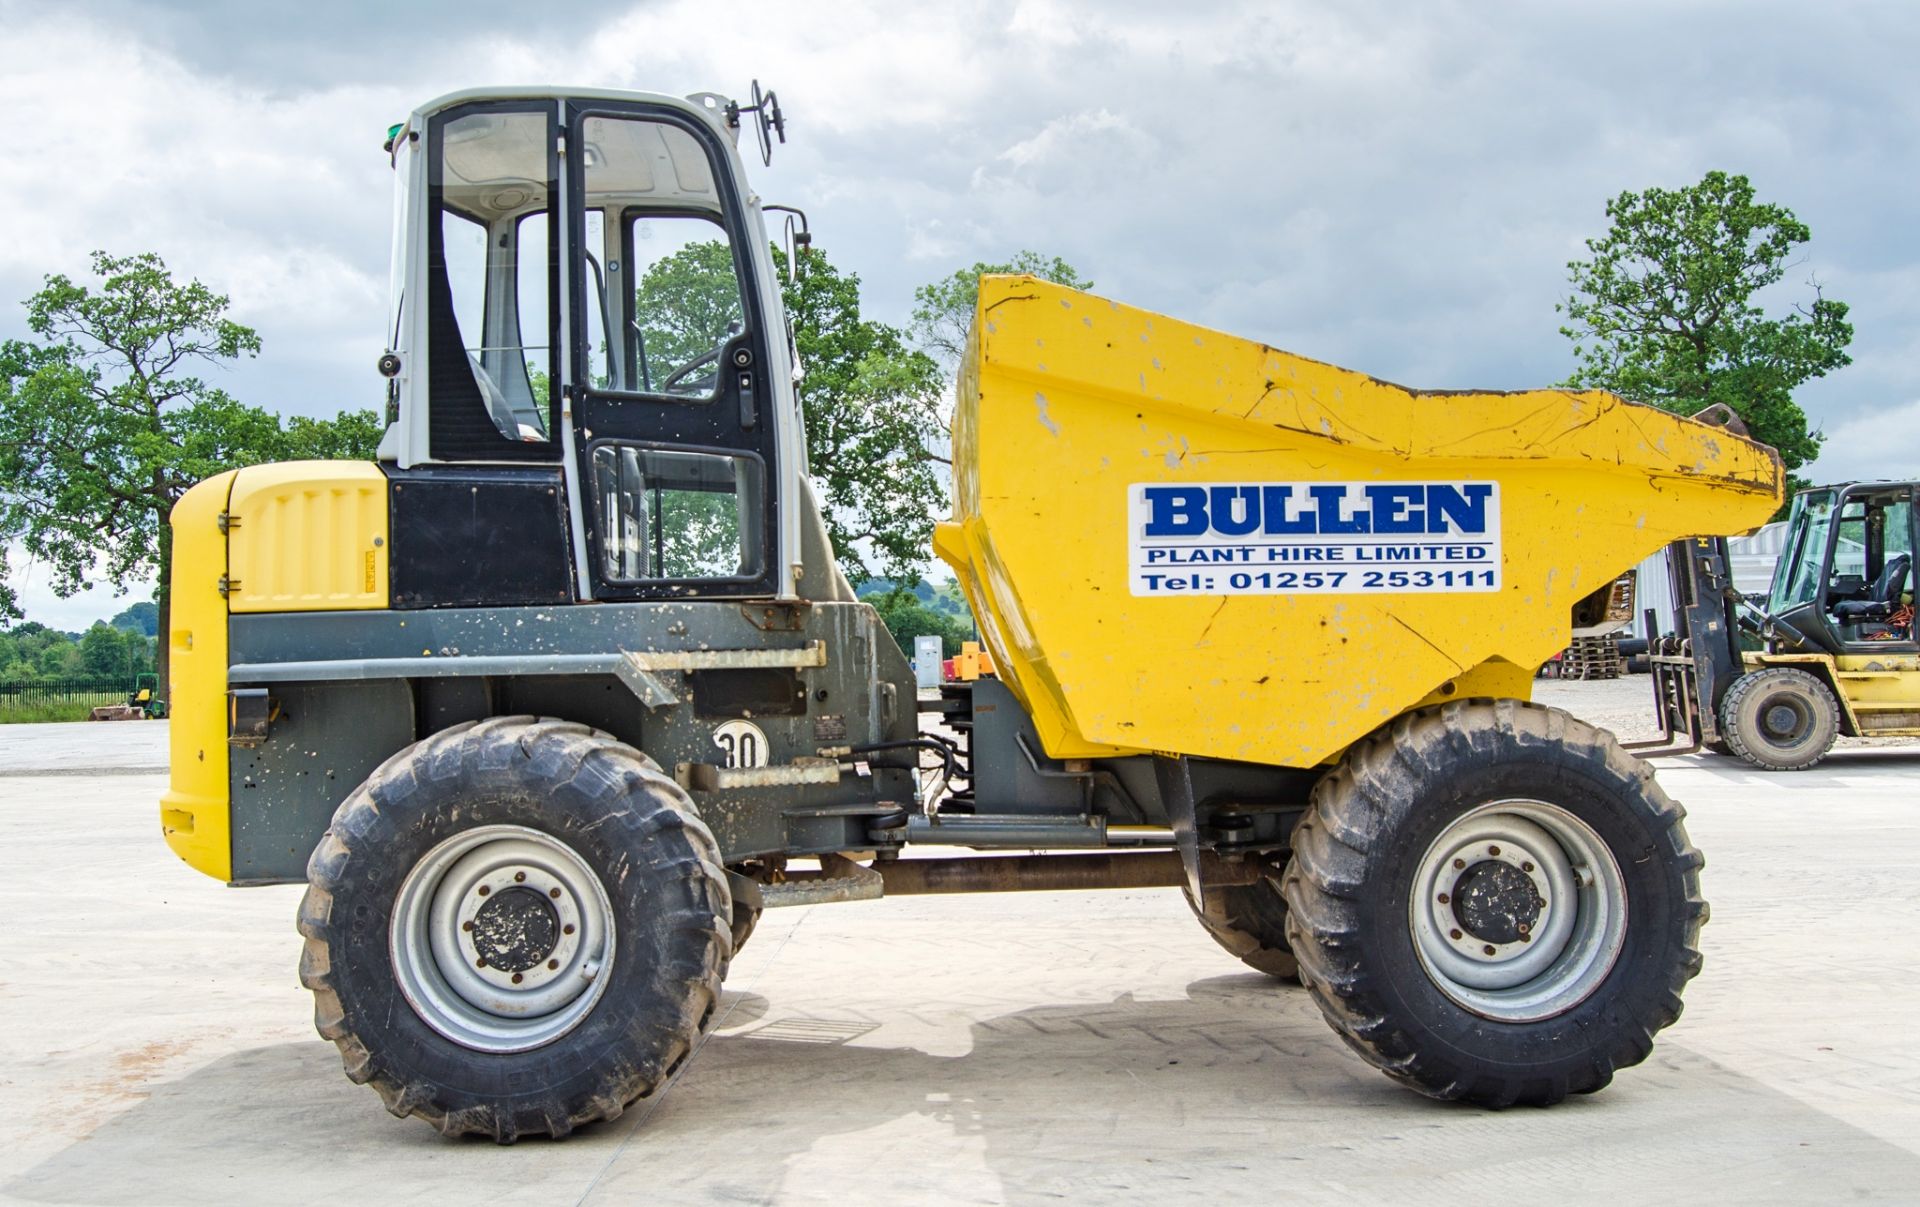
left=633, top=241, right=745, bottom=385
left=0, top=251, right=385, bottom=689
left=1558, top=171, right=1851, bottom=488
left=909, top=252, right=1092, bottom=371
left=79, top=622, right=132, bottom=681
left=862, top=587, right=975, bottom=658
left=108, top=601, right=158, bottom=637
left=778, top=246, right=949, bottom=586
left=281, top=409, right=384, bottom=461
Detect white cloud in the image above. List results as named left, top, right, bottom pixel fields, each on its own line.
left=1810, top=398, right=1920, bottom=484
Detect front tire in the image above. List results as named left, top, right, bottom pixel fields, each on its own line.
left=1282, top=699, right=1706, bottom=1107
left=1721, top=667, right=1840, bottom=771
left=298, top=716, right=731, bottom=1141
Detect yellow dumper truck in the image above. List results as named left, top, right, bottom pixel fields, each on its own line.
left=160, top=84, right=1781, bottom=1140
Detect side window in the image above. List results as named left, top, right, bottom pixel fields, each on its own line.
left=590, top=445, right=763, bottom=581
left=442, top=211, right=487, bottom=355
left=578, top=115, right=746, bottom=400
left=627, top=215, right=742, bottom=397
left=428, top=106, right=556, bottom=459
left=1828, top=502, right=1868, bottom=596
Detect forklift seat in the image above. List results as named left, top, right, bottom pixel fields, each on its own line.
left=1834, top=553, right=1911, bottom=622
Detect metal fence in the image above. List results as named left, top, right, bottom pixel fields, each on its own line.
left=0, top=678, right=128, bottom=711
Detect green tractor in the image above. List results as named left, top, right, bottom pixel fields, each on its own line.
left=129, top=672, right=166, bottom=719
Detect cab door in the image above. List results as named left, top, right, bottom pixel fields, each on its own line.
left=564, top=101, right=780, bottom=600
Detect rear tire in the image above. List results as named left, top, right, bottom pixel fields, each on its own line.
left=1181, top=866, right=1299, bottom=980
left=298, top=716, right=731, bottom=1141
left=1721, top=667, right=1840, bottom=771
left=1282, top=699, right=1706, bottom=1107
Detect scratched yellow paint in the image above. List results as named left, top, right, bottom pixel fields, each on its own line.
left=932, top=276, right=1784, bottom=768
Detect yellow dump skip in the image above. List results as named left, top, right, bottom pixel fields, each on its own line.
left=933, top=276, right=1782, bottom=768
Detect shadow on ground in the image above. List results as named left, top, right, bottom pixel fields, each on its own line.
left=11, top=977, right=1914, bottom=1205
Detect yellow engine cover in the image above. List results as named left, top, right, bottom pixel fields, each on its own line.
left=934, top=276, right=1783, bottom=768
left=227, top=461, right=389, bottom=613
left=161, top=460, right=389, bottom=882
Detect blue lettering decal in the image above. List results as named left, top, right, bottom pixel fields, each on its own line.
left=1207, top=486, right=1262, bottom=536
left=1144, top=486, right=1209, bottom=536
left=1312, top=485, right=1369, bottom=534
left=1427, top=484, right=1493, bottom=534
left=1365, top=485, right=1425, bottom=534
left=1261, top=486, right=1316, bottom=534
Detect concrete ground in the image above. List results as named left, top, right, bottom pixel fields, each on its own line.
left=3, top=684, right=1919, bottom=1205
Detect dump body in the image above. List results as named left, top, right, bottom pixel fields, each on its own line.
left=933, top=276, right=1783, bottom=768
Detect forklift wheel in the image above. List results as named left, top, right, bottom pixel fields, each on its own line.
left=1721, top=668, right=1840, bottom=771
left=298, top=716, right=731, bottom=1141
left=1282, top=699, right=1706, bottom=1107
left=1181, top=868, right=1298, bottom=980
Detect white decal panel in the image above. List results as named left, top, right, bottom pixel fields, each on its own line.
left=1129, top=481, right=1502, bottom=597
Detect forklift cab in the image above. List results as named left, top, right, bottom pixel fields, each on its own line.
left=1767, top=483, right=1917, bottom=652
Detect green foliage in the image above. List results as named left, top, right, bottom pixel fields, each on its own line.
left=79, top=622, right=132, bottom=680
left=109, top=601, right=158, bottom=636
left=862, top=587, right=975, bottom=658
left=0, top=251, right=383, bottom=682
left=280, top=409, right=385, bottom=461
left=777, top=245, right=948, bottom=586
left=656, top=488, right=746, bottom=578
left=1559, top=171, right=1851, bottom=483
left=0, top=616, right=153, bottom=683
left=909, top=252, right=1092, bottom=369
left=632, top=240, right=744, bottom=391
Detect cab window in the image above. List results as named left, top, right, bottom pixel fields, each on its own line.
left=578, top=115, right=746, bottom=400
left=427, top=106, right=556, bottom=460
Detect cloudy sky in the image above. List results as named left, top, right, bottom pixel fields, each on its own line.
left=4, top=0, right=1918, bottom=628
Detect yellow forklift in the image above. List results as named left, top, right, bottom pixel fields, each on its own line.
left=1635, top=480, right=1918, bottom=769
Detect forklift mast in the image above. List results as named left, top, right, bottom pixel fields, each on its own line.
left=1628, top=537, right=1745, bottom=756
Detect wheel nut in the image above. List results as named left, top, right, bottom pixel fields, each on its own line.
left=514, top=871, right=526, bottom=883
left=462, top=920, right=473, bottom=932
left=548, top=959, right=559, bottom=970
left=1522, top=861, right=1534, bottom=873
left=1449, top=928, right=1463, bottom=940
left=477, top=885, right=490, bottom=896
left=549, top=887, right=561, bottom=899
left=1437, top=892, right=1450, bottom=904
left=511, top=973, right=523, bottom=984
left=1488, top=845, right=1501, bottom=856
left=1482, top=944, right=1496, bottom=956
left=563, top=924, right=575, bottom=936
left=1453, top=858, right=1465, bottom=870
left=475, top=957, right=486, bottom=968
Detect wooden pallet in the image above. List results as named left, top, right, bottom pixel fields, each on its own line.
left=1557, top=634, right=1623, bottom=681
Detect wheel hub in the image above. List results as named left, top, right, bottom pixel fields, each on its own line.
left=1451, top=859, right=1541, bottom=945
left=469, top=887, right=561, bottom=974
left=1762, top=701, right=1803, bottom=740
left=389, top=825, right=616, bottom=1053
left=1409, top=800, right=1628, bottom=1023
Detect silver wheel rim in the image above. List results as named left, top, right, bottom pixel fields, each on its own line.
left=390, top=824, right=615, bottom=1053
left=1408, top=800, right=1627, bottom=1022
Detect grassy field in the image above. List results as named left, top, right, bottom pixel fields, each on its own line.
left=0, top=702, right=107, bottom=723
